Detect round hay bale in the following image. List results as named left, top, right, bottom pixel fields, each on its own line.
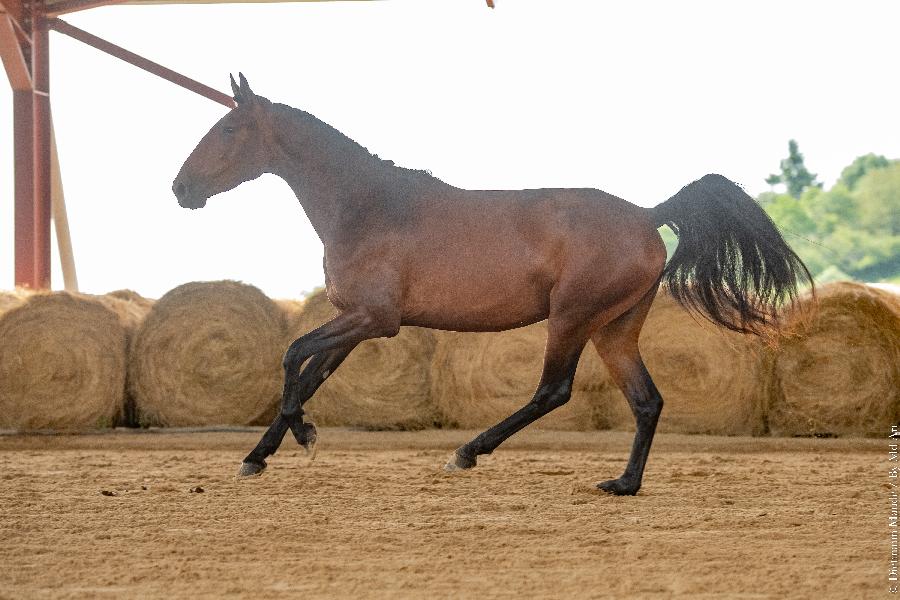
left=0, top=289, right=31, bottom=313
left=280, top=289, right=437, bottom=430
left=430, top=323, right=609, bottom=431
left=0, top=291, right=127, bottom=430
left=767, top=282, right=900, bottom=437
left=274, top=298, right=308, bottom=333
left=597, top=289, right=767, bottom=435
left=99, top=290, right=154, bottom=342
left=97, top=290, right=155, bottom=427
left=130, top=281, right=285, bottom=427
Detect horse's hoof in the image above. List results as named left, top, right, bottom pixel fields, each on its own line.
left=291, top=421, right=318, bottom=463
left=597, top=477, right=640, bottom=496
left=237, top=460, right=267, bottom=478
left=302, top=436, right=318, bottom=463
left=443, top=449, right=477, bottom=472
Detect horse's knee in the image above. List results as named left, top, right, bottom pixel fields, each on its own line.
left=280, top=403, right=303, bottom=420
left=282, top=337, right=308, bottom=372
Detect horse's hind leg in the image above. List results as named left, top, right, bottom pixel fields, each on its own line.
left=238, top=344, right=354, bottom=476
left=445, top=317, right=589, bottom=471
left=592, top=284, right=663, bottom=495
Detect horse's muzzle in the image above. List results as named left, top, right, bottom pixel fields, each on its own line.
left=173, top=179, right=207, bottom=210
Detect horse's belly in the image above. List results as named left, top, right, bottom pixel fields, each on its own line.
left=400, top=274, right=552, bottom=332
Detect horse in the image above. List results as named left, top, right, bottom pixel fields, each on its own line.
left=172, top=73, right=811, bottom=495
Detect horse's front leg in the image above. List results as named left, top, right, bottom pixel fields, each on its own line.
left=238, top=346, right=353, bottom=476
left=238, top=307, right=398, bottom=477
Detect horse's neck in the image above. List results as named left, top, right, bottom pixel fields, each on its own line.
left=267, top=106, right=381, bottom=242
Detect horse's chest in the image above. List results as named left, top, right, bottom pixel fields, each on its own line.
left=323, top=246, right=400, bottom=311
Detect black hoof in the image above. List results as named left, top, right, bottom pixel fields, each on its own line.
left=597, top=477, right=640, bottom=496
left=237, top=460, right=267, bottom=478
left=444, top=449, right=477, bottom=472
left=290, top=421, right=318, bottom=461
left=291, top=421, right=317, bottom=448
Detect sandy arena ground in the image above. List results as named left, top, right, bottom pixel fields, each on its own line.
left=0, top=428, right=886, bottom=599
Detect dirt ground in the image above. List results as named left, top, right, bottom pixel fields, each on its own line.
left=0, top=428, right=886, bottom=599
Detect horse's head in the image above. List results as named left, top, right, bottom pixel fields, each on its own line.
left=173, top=73, right=273, bottom=209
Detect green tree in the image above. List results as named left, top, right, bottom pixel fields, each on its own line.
left=807, top=182, right=856, bottom=235
left=838, top=153, right=890, bottom=191
left=854, top=162, right=900, bottom=236
left=766, top=139, right=821, bottom=199
left=761, top=191, right=817, bottom=235
left=762, top=157, right=900, bottom=282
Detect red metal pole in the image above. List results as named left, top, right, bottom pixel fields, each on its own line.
left=31, top=4, right=50, bottom=289
left=10, top=0, right=36, bottom=288
left=13, top=88, right=35, bottom=288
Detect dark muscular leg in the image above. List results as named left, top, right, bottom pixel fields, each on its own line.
left=239, top=307, right=397, bottom=477
left=238, top=345, right=353, bottom=476
left=595, top=352, right=662, bottom=495
left=445, top=318, right=587, bottom=471
left=592, top=283, right=663, bottom=495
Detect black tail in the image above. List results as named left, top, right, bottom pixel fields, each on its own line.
left=653, top=173, right=813, bottom=335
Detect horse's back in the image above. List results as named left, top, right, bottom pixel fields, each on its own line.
left=395, top=187, right=664, bottom=332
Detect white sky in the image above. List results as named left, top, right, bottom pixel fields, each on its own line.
left=2, top=0, right=899, bottom=298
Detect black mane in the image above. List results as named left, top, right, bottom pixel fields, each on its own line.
left=272, top=102, right=446, bottom=187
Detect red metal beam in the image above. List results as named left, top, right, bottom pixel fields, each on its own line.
left=32, top=8, right=51, bottom=288
left=46, top=0, right=126, bottom=17
left=50, top=18, right=236, bottom=109
left=0, top=14, right=31, bottom=89
left=0, top=0, right=27, bottom=35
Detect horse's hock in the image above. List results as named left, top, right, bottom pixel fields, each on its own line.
left=129, top=280, right=285, bottom=427
left=766, top=282, right=900, bottom=437
left=430, top=324, right=609, bottom=431
left=280, top=290, right=439, bottom=430
left=597, top=289, right=769, bottom=436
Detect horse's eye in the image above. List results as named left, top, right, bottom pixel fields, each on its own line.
left=223, top=126, right=235, bottom=134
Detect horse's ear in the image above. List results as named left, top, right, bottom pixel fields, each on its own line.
left=238, top=72, right=255, bottom=103
left=230, top=73, right=242, bottom=103
left=230, top=72, right=256, bottom=105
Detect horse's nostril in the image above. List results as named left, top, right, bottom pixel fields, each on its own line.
left=174, top=181, right=186, bottom=199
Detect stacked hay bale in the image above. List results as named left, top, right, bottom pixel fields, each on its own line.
left=0, top=291, right=129, bottom=430
left=103, top=289, right=155, bottom=333
left=97, top=290, right=155, bottom=426
left=280, top=290, right=437, bottom=430
left=130, top=281, right=284, bottom=427
left=0, top=288, right=31, bottom=312
left=5, top=278, right=890, bottom=437
left=597, top=289, right=768, bottom=435
left=766, top=282, right=900, bottom=437
left=430, top=324, right=609, bottom=430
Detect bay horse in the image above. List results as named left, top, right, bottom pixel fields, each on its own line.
left=173, top=74, right=811, bottom=495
